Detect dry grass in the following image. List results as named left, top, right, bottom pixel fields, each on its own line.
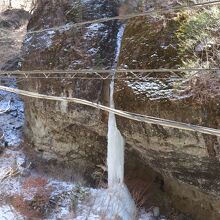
left=11, top=176, right=54, bottom=218
left=12, top=195, right=42, bottom=219
left=0, top=166, right=20, bottom=182
left=22, top=176, right=48, bottom=189
left=181, top=72, right=220, bottom=104
left=127, top=178, right=154, bottom=209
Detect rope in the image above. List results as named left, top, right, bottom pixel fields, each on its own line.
left=0, top=85, right=219, bottom=137
left=26, top=0, right=220, bottom=35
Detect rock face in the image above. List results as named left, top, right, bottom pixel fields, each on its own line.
left=115, top=13, right=220, bottom=220
left=20, top=0, right=121, bottom=177
left=20, top=0, right=220, bottom=219
left=0, top=9, right=30, bottom=70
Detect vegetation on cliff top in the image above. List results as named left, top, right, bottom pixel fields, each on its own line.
left=118, top=6, right=220, bottom=102
left=176, top=7, right=220, bottom=102
left=176, top=7, right=220, bottom=68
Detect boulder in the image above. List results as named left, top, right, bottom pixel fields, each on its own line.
left=115, top=13, right=220, bottom=220
left=20, top=0, right=120, bottom=176
left=20, top=0, right=220, bottom=219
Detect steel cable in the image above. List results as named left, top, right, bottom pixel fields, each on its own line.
left=0, top=85, right=219, bottom=137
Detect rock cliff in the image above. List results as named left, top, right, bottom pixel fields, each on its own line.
left=21, top=0, right=120, bottom=178
left=20, top=0, right=220, bottom=219
left=115, top=12, right=220, bottom=220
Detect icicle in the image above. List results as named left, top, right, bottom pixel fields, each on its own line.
left=106, top=24, right=136, bottom=219
left=107, top=24, right=125, bottom=187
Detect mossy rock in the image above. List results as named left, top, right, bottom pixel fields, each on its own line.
left=119, top=14, right=181, bottom=69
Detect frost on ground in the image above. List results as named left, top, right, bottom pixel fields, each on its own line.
left=0, top=146, right=164, bottom=220
left=0, top=205, right=24, bottom=220
left=74, top=185, right=162, bottom=220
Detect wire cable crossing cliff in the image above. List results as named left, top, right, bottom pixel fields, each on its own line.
left=0, top=85, right=219, bottom=137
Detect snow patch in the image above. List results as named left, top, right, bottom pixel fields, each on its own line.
left=60, top=100, right=68, bottom=113
left=24, top=30, right=55, bottom=50
left=84, top=23, right=108, bottom=40
left=0, top=205, right=24, bottom=220
left=126, top=78, right=182, bottom=100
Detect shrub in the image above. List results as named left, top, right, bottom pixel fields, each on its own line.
left=176, top=7, right=220, bottom=68
left=11, top=176, right=55, bottom=218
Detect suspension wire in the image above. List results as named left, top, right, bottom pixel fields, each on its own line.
left=26, top=0, right=220, bottom=35
left=0, top=85, right=219, bottom=137
left=0, top=68, right=219, bottom=74
left=0, top=77, right=182, bottom=81
left=0, top=68, right=217, bottom=80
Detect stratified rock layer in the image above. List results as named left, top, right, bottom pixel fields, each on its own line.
left=20, top=1, right=220, bottom=219
left=115, top=14, right=220, bottom=220
left=20, top=0, right=120, bottom=177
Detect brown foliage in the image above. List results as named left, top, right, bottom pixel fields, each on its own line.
left=126, top=178, right=153, bottom=208
left=12, top=195, right=43, bottom=219
left=181, top=72, right=220, bottom=104
left=22, top=176, right=48, bottom=190
left=11, top=176, right=54, bottom=218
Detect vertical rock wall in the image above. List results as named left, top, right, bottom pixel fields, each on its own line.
left=115, top=11, right=220, bottom=220
left=20, top=0, right=121, bottom=177
left=20, top=0, right=220, bottom=219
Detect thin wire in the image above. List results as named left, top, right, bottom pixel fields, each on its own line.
left=0, top=77, right=182, bottom=80
left=26, top=0, right=220, bottom=35
left=0, top=68, right=219, bottom=75
left=0, top=68, right=216, bottom=80
left=0, top=85, right=219, bottom=137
